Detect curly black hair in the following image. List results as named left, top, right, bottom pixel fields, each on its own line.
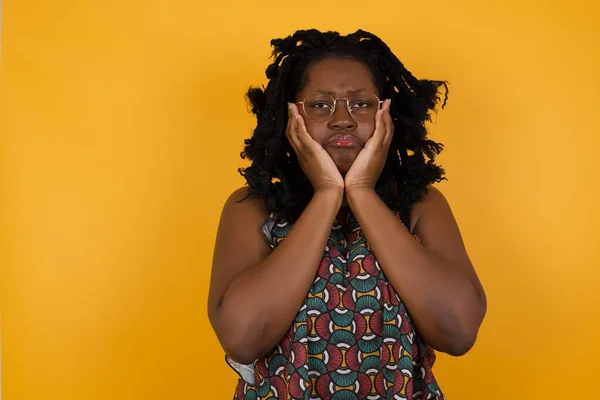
left=239, top=29, right=448, bottom=226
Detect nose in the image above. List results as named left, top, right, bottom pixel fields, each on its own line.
left=329, top=99, right=356, bottom=130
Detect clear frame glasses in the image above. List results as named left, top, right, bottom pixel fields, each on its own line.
left=297, top=93, right=383, bottom=122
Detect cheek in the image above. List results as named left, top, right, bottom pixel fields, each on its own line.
left=358, top=121, right=376, bottom=140
left=303, top=120, right=329, bottom=143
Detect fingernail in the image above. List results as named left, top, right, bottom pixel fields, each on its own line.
left=287, top=103, right=292, bottom=111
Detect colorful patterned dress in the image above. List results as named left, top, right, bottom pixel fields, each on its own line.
left=227, top=207, right=444, bottom=400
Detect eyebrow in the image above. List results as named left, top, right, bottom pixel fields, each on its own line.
left=316, top=88, right=367, bottom=95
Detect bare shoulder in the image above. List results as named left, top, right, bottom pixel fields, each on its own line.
left=418, top=185, right=446, bottom=206
left=219, top=186, right=270, bottom=227
left=223, top=186, right=267, bottom=213
left=409, top=185, right=451, bottom=232
left=409, top=184, right=473, bottom=264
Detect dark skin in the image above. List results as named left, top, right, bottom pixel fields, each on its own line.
left=208, top=58, right=487, bottom=364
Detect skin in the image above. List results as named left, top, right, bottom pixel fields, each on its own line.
left=295, top=58, right=378, bottom=177
left=208, top=58, right=487, bottom=364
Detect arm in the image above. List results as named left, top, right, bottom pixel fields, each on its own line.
left=207, top=186, right=342, bottom=364
left=346, top=186, right=486, bottom=356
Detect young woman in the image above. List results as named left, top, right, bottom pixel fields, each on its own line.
left=208, top=29, right=487, bottom=400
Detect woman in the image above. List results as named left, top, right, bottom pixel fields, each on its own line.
left=208, top=29, right=486, bottom=400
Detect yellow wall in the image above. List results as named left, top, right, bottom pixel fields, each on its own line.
left=1, top=0, right=599, bottom=399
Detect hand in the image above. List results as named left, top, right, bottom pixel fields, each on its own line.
left=286, top=103, right=344, bottom=193
left=344, top=99, right=393, bottom=192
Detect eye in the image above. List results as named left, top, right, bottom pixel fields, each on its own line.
left=350, top=99, right=377, bottom=110
left=351, top=101, right=370, bottom=109
left=310, top=101, right=332, bottom=109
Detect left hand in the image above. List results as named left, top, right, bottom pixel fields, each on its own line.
left=344, top=99, right=393, bottom=192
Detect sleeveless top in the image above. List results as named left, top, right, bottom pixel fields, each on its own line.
left=227, top=207, right=444, bottom=400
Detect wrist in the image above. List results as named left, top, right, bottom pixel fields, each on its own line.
left=313, top=187, right=344, bottom=207
left=345, top=186, right=377, bottom=208
left=345, top=185, right=376, bottom=197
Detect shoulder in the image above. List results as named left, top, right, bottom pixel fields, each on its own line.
left=223, top=186, right=267, bottom=212
left=418, top=185, right=447, bottom=206
left=409, top=185, right=450, bottom=231
left=220, top=186, right=269, bottom=227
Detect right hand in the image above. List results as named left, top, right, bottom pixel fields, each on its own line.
left=286, top=103, right=344, bottom=193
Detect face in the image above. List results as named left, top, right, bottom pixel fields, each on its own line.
left=295, top=58, right=380, bottom=174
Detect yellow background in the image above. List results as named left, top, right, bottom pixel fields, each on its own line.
left=1, top=0, right=599, bottom=399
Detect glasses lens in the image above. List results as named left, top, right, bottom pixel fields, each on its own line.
left=302, top=94, right=335, bottom=122
left=348, top=93, right=380, bottom=121
left=301, top=93, right=381, bottom=121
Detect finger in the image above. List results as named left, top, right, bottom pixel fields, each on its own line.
left=367, top=108, right=385, bottom=149
left=287, top=104, right=303, bottom=152
left=285, top=103, right=293, bottom=137
left=383, top=99, right=394, bottom=148
left=285, top=104, right=297, bottom=150
left=293, top=105, right=315, bottom=150
left=285, top=111, right=295, bottom=150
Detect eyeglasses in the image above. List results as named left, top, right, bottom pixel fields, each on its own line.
left=297, top=93, right=382, bottom=122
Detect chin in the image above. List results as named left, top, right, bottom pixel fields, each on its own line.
left=335, top=165, right=351, bottom=176
left=332, top=155, right=357, bottom=174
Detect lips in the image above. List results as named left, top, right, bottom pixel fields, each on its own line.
left=327, top=134, right=358, bottom=148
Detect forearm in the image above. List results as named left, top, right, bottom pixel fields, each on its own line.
left=217, top=189, right=343, bottom=362
left=347, top=188, right=483, bottom=355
